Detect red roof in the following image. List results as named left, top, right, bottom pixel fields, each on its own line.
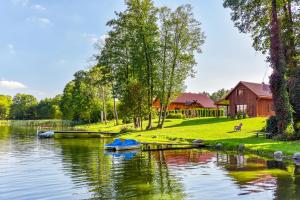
left=241, top=81, right=272, bottom=98
left=225, top=81, right=272, bottom=100
left=172, top=92, right=216, bottom=108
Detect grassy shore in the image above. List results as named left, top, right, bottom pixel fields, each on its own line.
left=0, top=119, right=73, bottom=127
left=76, top=117, right=300, bottom=156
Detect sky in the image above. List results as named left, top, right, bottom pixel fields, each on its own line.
left=0, top=0, right=270, bottom=99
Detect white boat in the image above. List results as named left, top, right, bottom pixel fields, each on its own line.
left=38, top=130, right=55, bottom=138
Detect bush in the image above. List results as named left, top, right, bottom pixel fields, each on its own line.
left=166, top=113, right=184, bottom=119
left=229, top=114, right=237, bottom=120
left=243, top=113, right=249, bottom=119
left=265, top=116, right=278, bottom=135
left=119, top=126, right=131, bottom=134
left=236, top=111, right=243, bottom=119
left=122, top=117, right=133, bottom=124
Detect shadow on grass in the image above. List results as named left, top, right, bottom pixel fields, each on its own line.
left=166, top=117, right=233, bottom=129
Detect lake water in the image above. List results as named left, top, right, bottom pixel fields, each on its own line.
left=1, top=126, right=300, bottom=200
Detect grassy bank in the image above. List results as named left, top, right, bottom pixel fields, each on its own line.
left=0, top=120, right=73, bottom=127
left=0, top=120, right=10, bottom=126
left=77, top=117, right=300, bottom=155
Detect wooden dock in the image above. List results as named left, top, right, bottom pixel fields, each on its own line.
left=141, top=142, right=205, bottom=151
left=53, top=130, right=118, bottom=138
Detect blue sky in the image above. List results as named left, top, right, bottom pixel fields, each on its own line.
left=0, top=0, right=270, bottom=99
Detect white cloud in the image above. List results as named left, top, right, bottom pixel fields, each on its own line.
left=99, top=34, right=108, bottom=47
left=82, top=33, right=98, bottom=44
left=82, top=33, right=108, bottom=46
left=11, top=0, right=47, bottom=11
left=26, top=17, right=52, bottom=27
left=31, top=4, right=46, bottom=11
left=8, top=44, right=15, bottom=54
left=11, top=0, right=29, bottom=6
left=0, top=80, right=26, bottom=89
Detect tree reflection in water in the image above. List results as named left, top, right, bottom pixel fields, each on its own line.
left=52, top=138, right=300, bottom=200
left=56, top=139, right=185, bottom=200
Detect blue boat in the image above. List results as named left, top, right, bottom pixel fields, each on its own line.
left=105, top=138, right=141, bottom=151
left=104, top=150, right=139, bottom=160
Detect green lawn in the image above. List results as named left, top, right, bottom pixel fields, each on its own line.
left=76, top=117, right=300, bottom=156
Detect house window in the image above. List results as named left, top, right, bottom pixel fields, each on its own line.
left=268, top=103, right=274, bottom=112
left=237, top=89, right=245, bottom=96
left=236, top=104, right=247, bottom=113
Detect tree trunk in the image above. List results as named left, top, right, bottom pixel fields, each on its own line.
left=113, top=96, right=119, bottom=125
left=269, top=0, right=294, bottom=135
left=157, top=103, right=163, bottom=128
left=100, top=111, right=103, bottom=123
left=102, top=87, right=107, bottom=125
left=283, top=0, right=300, bottom=123
left=160, top=105, right=168, bottom=128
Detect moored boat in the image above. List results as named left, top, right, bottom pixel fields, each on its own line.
left=105, top=138, right=141, bottom=151
left=38, top=130, right=55, bottom=138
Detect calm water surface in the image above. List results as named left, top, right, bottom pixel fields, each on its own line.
left=1, top=126, right=300, bottom=200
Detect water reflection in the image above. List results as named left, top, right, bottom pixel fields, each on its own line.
left=104, top=150, right=139, bottom=160
left=1, top=126, right=300, bottom=199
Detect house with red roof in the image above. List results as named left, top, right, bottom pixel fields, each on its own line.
left=153, top=92, right=216, bottom=111
left=215, top=81, right=274, bottom=117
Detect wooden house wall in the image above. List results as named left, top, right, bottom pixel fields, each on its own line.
left=257, top=99, right=275, bottom=117
left=167, top=103, right=204, bottom=110
left=227, top=84, right=258, bottom=117
left=153, top=100, right=205, bottom=110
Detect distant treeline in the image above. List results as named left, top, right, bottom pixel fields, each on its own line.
left=0, top=94, right=62, bottom=120
left=0, top=92, right=116, bottom=123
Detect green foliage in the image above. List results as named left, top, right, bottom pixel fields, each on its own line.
left=0, top=95, right=12, bottom=120
left=166, top=113, right=184, bottom=119
left=166, top=108, right=224, bottom=118
left=236, top=111, right=243, bottom=120
left=36, top=95, right=62, bottom=119
left=60, top=66, right=112, bottom=123
left=269, top=0, right=294, bottom=136
left=209, top=88, right=230, bottom=102
left=265, top=116, right=278, bottom=135
left=156, top=5, right=205, bottom=127
left=10, top=94, right=38, bottom=120
left=100, top=1, right=205, bottom=129
left=119, top=126, right=132, bottom=134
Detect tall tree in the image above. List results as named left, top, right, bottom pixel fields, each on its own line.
left=127, top=0, right=160, bottom=129
left=157, top=5, right=205, bottom=128
left=60, top=81, right=76, bottom=120
left=269, top=0, right=294, bottom=135
left=224, top=0, right=300, bottom=128
left=102, top=0, right=159, bottom=129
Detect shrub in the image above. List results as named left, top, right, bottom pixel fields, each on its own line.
left=265, top=116, right=278, bottom=135
left=243, top=113, right=249, bottom=119
left=236, top=111, right=243, bottom=119
left=166, top=113, right=184, bottom=119
left=229, top=114, right=236, bottom=120
left=122, top=117, right=132, bottom=124
left=119, top=126, right=131, bottom=134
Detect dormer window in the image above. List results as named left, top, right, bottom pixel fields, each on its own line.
left=237, top=89, right=244, bottom=96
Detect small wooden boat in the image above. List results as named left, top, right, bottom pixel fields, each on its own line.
left=105, top=139, right=141, bottom=151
